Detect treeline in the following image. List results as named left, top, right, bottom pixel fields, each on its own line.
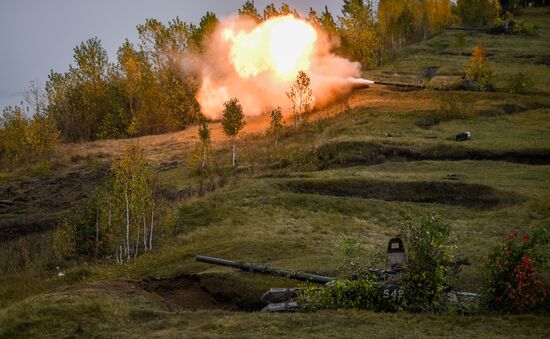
left=0, top=80, right=59, bottom=168
left=46, top=14, right=219, bottom=142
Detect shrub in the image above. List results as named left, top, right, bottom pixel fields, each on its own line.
left=467, top=43, right=496, bottom=91
left=492, top=16, right=537, bottom=36
left=0, top=106, right=60, bottom=169
left=416, top=92, right=474, bottom=128
left=483, top=227, right=549, bottom=313
left=400, top=215, right=457, bottom=311
left=507, top=72, right=534, bottom=94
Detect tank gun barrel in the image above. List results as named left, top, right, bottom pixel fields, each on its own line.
left=196, top=255, right=334, bottom=284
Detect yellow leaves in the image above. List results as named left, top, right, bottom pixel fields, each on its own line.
left=0, top=107, right=59, bottom=168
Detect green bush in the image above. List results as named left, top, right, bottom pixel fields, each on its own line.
left=492, top=17, right=537, bottom=36
left=400, top=215, right=457, bottom=311
left=483, top=227, right=549, bottom=313
left=507, top=72, right=534, bottom=94
left=417, top=92, right=474, bottom=128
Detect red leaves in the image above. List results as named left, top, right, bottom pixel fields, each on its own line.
left=488, top=229, right=548, bottom=311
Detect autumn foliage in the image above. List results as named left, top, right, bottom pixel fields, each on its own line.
left=484, top=228, right=549, bottom=312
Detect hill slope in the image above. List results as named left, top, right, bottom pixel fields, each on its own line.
left=1, top=8, right=550, bottom=338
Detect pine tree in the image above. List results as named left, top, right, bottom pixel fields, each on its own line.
left=239, top=1, right=262, bottom=22
left=263, top=3, right=280, bottom=20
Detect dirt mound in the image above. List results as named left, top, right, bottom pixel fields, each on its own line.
left=52, top=273, right=265, bottom=312
left=280, top=178, right=522, bottom=208
left=0, top=167, right=108, bottom=241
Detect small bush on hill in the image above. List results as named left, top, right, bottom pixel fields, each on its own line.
left=400, top=215, right=458, bottom=311
left=492, top=15, right=537, bottom=36
left=416, top=92, right=473, bottom=128
left=507, top=72, right=534, bottom=94
left=467, top=43, right=496, bottom=91
left=483, top=227, right=549, bottom=313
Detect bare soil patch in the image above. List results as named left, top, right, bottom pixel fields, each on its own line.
left=0, top=167, right=108, bottom=241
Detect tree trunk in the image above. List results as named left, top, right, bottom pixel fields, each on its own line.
left=95, top=206, right=99, bottom=259
left=125, top=190, right=131, bottom=261
left=149, top=194, right=155, bottom=250
left=143, top=215, right=148, bottom=251
left=202, top=144, right=207, bottom=168
left=232, top=141, right=236, bottom=167
left=135, top=223, right=140, bottom=258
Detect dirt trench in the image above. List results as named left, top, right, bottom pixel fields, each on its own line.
left=280, top=178, right=523, bottom=209
left=139, top=273, right=266, bottom=312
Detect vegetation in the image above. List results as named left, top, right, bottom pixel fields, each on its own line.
left=268, top=106, right=284, bottom=145
left=198, top=119, right=211, bottom=169
left=483, top=227, right=549, bottom=313
left=0, top=4, right=549, bottom=338
left=300, top=215, right=458, bottom=312
left=54, top=144, right=159, bottom=263
left=400, top=215, right=457, bottom=311
left=221, top=98, right=245, bottom=167
left=467, top=43, right=496, bottom=91
left=0, top=106, right=59, bottom=169
left=507, top=72, right=534, bottom=94
left=456, top=0, right=500, bottom=27
left=286, top=71, right=313, bottom=126
left=377, top=0, right=453, bottom=49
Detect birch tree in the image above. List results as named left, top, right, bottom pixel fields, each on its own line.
left=198, top=119, right=211, bottom=169
left=112, top=144, right=156, bottom=261
left=268, top=107, right=284, bottom=145
left=286, top=71, right=313, bottom=127
left=221, top=98, right=245, bottom=167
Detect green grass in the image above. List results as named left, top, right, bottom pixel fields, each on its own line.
left=0, top=7, right=549, bottom=338
left=1, top=289, right=549, bottom=338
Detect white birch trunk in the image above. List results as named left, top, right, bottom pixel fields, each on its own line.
left=135, top=224, right=140, bottom=258
left=143, top=215, right=148, bottom=251
left=149, top=195, right=155, bottom=250
left=125, top=190, right=131, bottom=261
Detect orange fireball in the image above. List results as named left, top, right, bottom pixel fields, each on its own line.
left=222, top=15, right=317, bottom=81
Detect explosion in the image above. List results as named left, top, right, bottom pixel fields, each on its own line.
left=223, top=16, right=317, bottom=81
left=182, top=15, right=362, bottom=119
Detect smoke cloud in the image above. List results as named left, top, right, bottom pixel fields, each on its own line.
left=179, top=15, right=362, bottom=120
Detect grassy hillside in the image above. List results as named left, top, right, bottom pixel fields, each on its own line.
left=1, top=7, right=550, bottom=338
